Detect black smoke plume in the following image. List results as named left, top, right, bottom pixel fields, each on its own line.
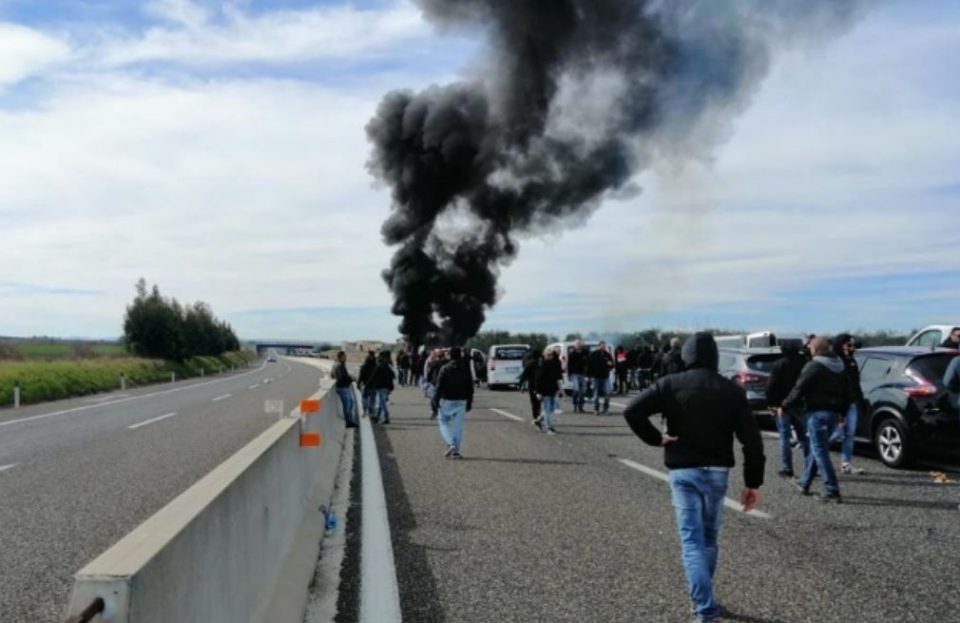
left=367, top=0, right=861, bottom=345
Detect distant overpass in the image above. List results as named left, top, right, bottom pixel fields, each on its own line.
left=251, top=342, right=325, bottom=355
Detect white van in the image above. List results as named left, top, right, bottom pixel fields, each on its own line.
left=906, top=325, right=960, bottom=348
left=715, top=332, right=780, bottom=349
left=486, top=344, right=530, bottom=388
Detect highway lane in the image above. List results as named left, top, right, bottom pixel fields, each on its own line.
left=368, top=385, right=960, bottom=623
left=0, top=357, right=325, bottom=623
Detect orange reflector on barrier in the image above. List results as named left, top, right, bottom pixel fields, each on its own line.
left=300, top=399, right=320, bottom=413
left=300, top=433, right=321, bottom=447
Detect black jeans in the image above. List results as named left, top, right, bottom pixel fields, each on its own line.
left=528, top=391, right=541, bottom=420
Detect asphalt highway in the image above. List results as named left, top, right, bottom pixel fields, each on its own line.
left=0, top=357, right=324, bottom=623
left=369, top=384, right=960, bottom=623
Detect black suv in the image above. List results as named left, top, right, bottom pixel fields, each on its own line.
left=854, top=347, right=959, bottom=468
left=718, top=347, right=784, bottom=412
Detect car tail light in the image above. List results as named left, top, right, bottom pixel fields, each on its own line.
left=904, top=370, right=938, bottom=397
left=733, top=372, right=766, bottom=386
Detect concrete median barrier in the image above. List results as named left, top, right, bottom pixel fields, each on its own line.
left=63, top=360, right=347, bottom=623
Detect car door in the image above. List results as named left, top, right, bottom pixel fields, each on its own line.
left=855, top=355, right=893, bottom=437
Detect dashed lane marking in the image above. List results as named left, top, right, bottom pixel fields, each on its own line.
left=0, top=464, right=18, bottom=474
left=128, top=412, right=178, bottom=430
left=489, top=408, right=525, bottom=422
left=212, top=394, right=232, bottom=403
left=618, top=458, right=773, bottom=520
left=249, top=384, right=260, bottom=390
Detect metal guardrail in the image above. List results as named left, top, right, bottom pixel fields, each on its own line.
left=64, top=597, right=104, bottom=623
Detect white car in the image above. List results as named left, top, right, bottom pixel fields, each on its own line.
left=906, top=325, right=960, bottom=348
left=486, top=344, right=530, bottom=389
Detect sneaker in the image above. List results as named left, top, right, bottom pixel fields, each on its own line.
left=819, top=491, right=842, bottom=504
left=451, top=451, right=463, bottom=459
left=778, top=469, right=794, bottom=479
left=443, top=446, right=455, bottom=459
left=547, top=428, right=558, bottom=435
left=794, top=479, right=810, bottom=495
left=840, top=463, right=865, bottom=475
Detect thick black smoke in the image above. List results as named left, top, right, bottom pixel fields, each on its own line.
left=367, top=0, right=861, bottom=345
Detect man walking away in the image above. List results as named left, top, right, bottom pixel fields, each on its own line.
left=432, top=347, right=474, bottom=458
left=425, top=350, right=445, bottom=419
left=940, top=327, right=960, bottom=350
left=357, top=350, right=377, bottom=417
left=567, top=340, right=588, bottom=413
left=615, top=345, right=629, bottom=395
left=369, top=351, right=396, bottom=424
left=331, top=351, right=359, bottom=428
left=783, top=336, right=848, bottom=503
left=519, top=349, right=542, bottom=425
left=766, top=341, right=809, bottom=478
left=627, top=345, right=641, bottom=391
left=588, top=341, right=615, bottom=415
left=664, top=337, right=686, bottom=375
left=535, top=349, right=564, bottom=434
left=623, top=333, right=765, bottom=623
left=397, top=351, right=411, bottom=386
left=833, top=334, right=866, bottom=474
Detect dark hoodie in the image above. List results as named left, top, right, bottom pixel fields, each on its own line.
left=782, top=353, right=848, bottom=414
left=623, top=333, right=766, bottom=489
left=832, top=333, right=864, bottom=404
left=358, top=354, right=376, bottom=387
left=765, top=344, right=806, bottom=409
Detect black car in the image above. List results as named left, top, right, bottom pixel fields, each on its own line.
left=854, top=347, right=960, bottom=468
left=718, top=347, right=784, bottom=412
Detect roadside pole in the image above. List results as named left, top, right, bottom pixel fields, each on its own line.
left=13, top=381, right=20, bottom=408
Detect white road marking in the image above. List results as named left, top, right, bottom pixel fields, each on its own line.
left=761, top=431, right=779, bottom=440
left=212, top=394, right=231, bottom=403
left=0, top=464, right=18, bottom=473
left=360, top=403, right=402, bottom=623
left=128, top=412, right=178, bottom=430
left=83, top=394, right=130, bottom=403
left=618, top=458, right=772, bottom=520
left=249, top=384, right=260, bottom=390
left=490, top=408, right=525, bottom=422
left=610, top=401, right=629, bottom=409
left=0, top=361, right=269, bottom=430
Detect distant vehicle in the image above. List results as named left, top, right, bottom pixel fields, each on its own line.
left=715, top=332, right=782, bottom=349
left=717, top=347, right=784, bottom=412
left=487, top=344, right=530, bottom=389
left=854, top=347, right=960, bottom=468
left=266, top=351, right=278, bottom=363
left=906, top=325, right=960, bottom=348
left=545, top=340, right=616, bottom=394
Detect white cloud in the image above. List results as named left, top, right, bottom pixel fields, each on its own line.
left=97, top=2, right=427, bottom=67
left=0, top=22, right=72, bottom=89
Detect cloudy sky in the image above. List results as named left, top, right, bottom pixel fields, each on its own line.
left=1, top=0, right=958, bottom=341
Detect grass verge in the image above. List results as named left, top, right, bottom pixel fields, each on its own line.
left=0, top=351, right=258, bottom=407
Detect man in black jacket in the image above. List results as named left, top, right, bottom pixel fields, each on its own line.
left=534, top=349, right=564, bottom=434
left=832, top=334, right=866, bottom=475
left=432, top=347, right=475, bottom=459
left=331, top=351, right=358, bottom=428
left=766, top=342, right=809, bottom=478
left=368, top=351, right=396, bottom=424
left=624, top=333, right=764, bottom=623
left=567, top=340, right=588, bottom=412
left=663, top=337, right=686, bottom=375
left=587, top=341, right=614, bottom=415
left=518, top=349, right=542, bottom=424
left=357, top=350, right=377, bottom=417
left=783, top=336, right=848, bottom=502
left=940, top=327, right=960, bottom=350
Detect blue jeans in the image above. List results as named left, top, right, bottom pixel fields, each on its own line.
left=837, top=403, right=858, bottom=464
left=569, top=374, right=586, bottom=409
left=438, top=400, right=467, bottom=451
left=668, top=468, right=728, bottom=622
left=376, top=389, right=391, bottom=422
left=776, top=409, right=809, bottom=474
left=592, top=376, right=610, bottom=413
left=541, top=396, right=558, bottom=430
left=335, top=387, right=357, bottom=426
left=362, top=387, right=376, bottom=415
left=800, top=410, right=840, bottom=494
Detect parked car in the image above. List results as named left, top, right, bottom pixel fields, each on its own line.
left=487, top=344, right=530, bottom=389
left=906, top=325, right=960, bottom=348
left=854, top=347, right=960, bottom=468
left=717, top=347, right=784, bottom=412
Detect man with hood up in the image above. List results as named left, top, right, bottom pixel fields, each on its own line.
left=623, top=332, right=765, bottom=623
left=357, top=350, right=377, bottom=417
left=766, top=341, right=810, bottom=478
left=432, top=347, right=474, bottom=458
left=783, top=336, right=849, bottom=503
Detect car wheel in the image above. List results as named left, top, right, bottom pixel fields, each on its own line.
left=873, top=416, right=914, bottom=468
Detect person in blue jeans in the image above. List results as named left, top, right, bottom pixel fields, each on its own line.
left=766, top=342, right=810, bottom=477
left=566, top=340, right=588, bottom=412
left=535, top=349, right=564, bottom=434
left=432, top=347, right=474, bottom=458
left=368, top=351, right=396, bottom=424
left=832, top=334, right=866, bottom=474
left=783, top=336, right=849, bottom=502
left=331, top=351, right=358, bottom=428
left=624, top=333, right=765, bottom=623
left=587, top=341, right=614, bottom=415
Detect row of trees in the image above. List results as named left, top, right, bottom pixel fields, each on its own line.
left=123, top=279, right=240, bottom=361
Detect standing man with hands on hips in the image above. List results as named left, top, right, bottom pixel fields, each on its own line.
left=623, top=332, right=765, bottom=623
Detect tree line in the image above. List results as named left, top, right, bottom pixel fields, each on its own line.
left=123, top=279, right=240, bottom=361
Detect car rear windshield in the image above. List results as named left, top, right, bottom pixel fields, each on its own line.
left=746, top=354, right=783, bottom=373
left=907, top=354, right=958, bottom=386
left=494, top=347, right=528, bottom=360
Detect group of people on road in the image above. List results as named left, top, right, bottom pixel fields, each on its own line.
left=330, top=349, right=397, bottom=427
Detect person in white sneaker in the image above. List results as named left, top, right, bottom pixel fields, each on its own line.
left=833, top=334, right=865, bottom=475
